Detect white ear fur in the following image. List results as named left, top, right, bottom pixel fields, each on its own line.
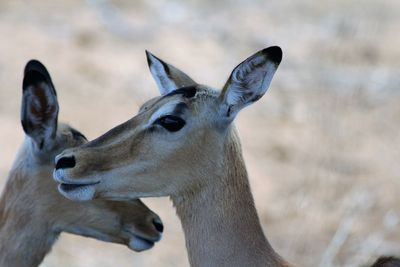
left=146, top=50, right=196, bottom=95
left=219, top=46, right=282, bottom=120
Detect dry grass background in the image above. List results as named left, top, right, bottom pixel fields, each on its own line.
left=0, top=0, right=399, bottom=266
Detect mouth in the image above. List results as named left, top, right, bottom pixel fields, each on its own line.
left=57, top=181, right=100, bottom=201
left=128, top=233, right=161, bottom=252
left=59, top=181, right=100, bottom=192
left=53, top=169, right=100, bottom=201
left=129, top=235, right=155, bottom=252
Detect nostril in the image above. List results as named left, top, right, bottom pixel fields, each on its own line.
left=55, top=156, right=76, bottom=170
left=153, top=218, right=164, bottom=233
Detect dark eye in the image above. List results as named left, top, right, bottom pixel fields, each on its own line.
left=155, top=115, right=185, bottom=132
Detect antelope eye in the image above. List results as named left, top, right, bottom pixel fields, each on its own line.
left=155, top=115, right=186, bottom=132
left=70, top=128, right=87, bottom=141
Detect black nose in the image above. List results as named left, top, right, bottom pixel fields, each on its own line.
left=55, top=156, right=76, bottom=170
left=153, top=218, right=164, bottom=233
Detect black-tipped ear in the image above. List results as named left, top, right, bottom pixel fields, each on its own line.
left=219, top=46, right=282, bottom=121
left=370, top=256, right=400, bottom=267
left=145, top=50, right=197, bottom=95
left=21, top=60, right=59, bottom=149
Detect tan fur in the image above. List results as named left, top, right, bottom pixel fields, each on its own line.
left=171, top=128, right=290, bottom=267
left=54, top=48, right=393, bottom=267
left=54, top=48, right=292, bottom=266
left=55, top=88, right=292, bottom=267
left=0, top=124, right=162, bottom=267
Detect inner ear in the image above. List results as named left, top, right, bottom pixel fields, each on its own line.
left=219, top=46, right=282, bottom=120
left=146, top=50, right=197, bottom=95
left=21, top=60, right=59, bottom=149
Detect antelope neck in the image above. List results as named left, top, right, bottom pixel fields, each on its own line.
left=171, top=131, right=286, bottom=267
left=0, top=163, right=58, bottom=267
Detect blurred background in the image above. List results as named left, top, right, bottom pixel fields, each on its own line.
left=0, top=0, right=399, bottom=266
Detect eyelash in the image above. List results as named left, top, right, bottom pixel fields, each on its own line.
left=154, top=115, right=186, bottom=132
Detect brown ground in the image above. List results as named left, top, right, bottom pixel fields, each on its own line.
left=0, top=0, right=399, bottom=266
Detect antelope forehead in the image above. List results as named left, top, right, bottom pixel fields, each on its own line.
left=163, top=86, right=197, bottom=98
left=144, top=86, right=218, bottom=125
left=147, top=100, right=187, bottom=125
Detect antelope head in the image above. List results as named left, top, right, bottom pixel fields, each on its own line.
left=53, top=46, right=282, bottom=201
left=12, top=60, right=163, bottom=252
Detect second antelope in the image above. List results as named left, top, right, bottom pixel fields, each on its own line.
left=54, top=46, right=290, bottom=266
left=0, top=60, right=163, bottom=267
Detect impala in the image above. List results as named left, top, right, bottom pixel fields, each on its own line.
left=54, top=46, right=292, bottom=266
left=0, top=60, right=163, bottom=267
left=53, top=46, right=400, bottom=267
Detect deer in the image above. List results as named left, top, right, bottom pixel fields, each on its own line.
left=0, top=60, right=164, bottom=267
left=52, top=46, right=292, bottom=267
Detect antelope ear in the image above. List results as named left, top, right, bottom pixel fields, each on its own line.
left=218, top=46, right=282, bottom=122
left=146, top=50, right=197, bottom=95
left=21, top=60, right=59, bottom=150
